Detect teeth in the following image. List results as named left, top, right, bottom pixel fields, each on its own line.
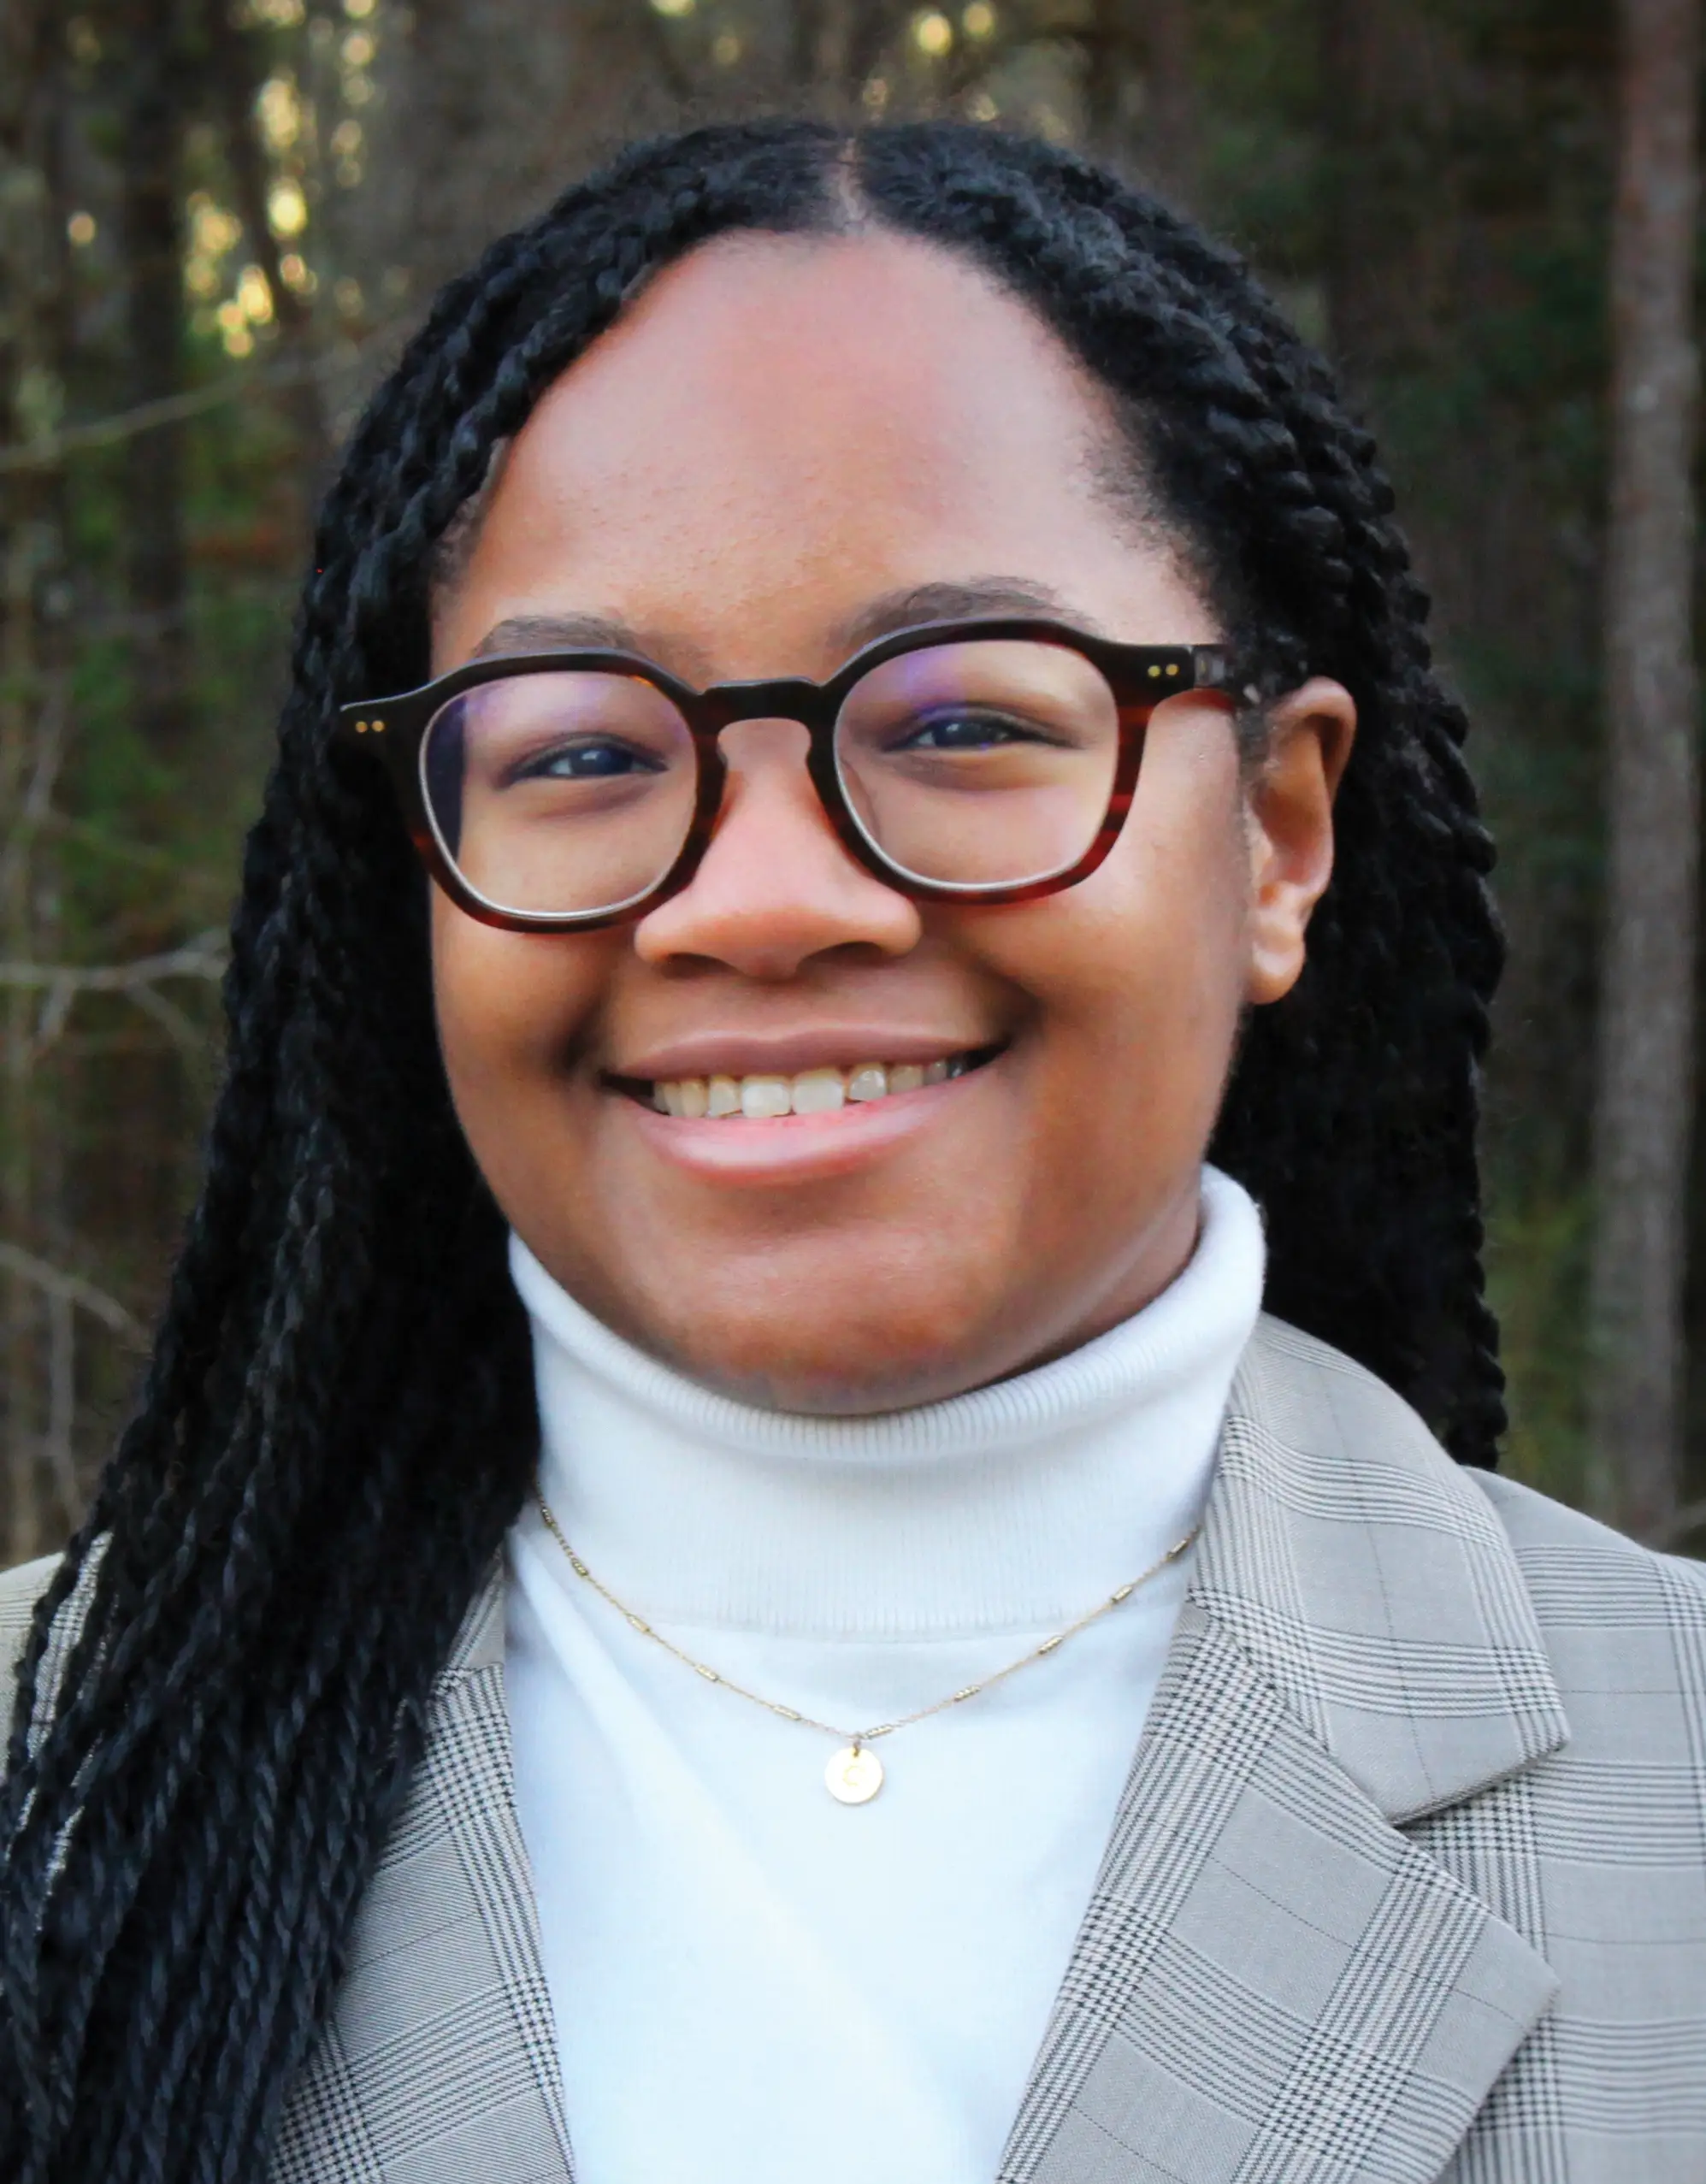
left=649, top=1055, right=977, bottom=1119
left=789, top=1067, right=846, bottom=1114
left=740, top=1076, right=793, bottom=1120
left=846, top=1064, right=888, bottom=1103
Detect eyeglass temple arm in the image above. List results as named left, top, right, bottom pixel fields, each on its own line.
left=1189, top=645, right=1242, bottom=695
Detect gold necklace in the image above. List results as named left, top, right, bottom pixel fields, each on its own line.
left=535, top=1497, right=1199, bottom=1805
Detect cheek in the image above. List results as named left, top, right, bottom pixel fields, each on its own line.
left=994, top=741, right=1252, bottom=1080
left=429, top=899, right=613, bottom=1154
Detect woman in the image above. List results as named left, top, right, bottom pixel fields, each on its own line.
left=2, top=118, right=1701, bottom=2184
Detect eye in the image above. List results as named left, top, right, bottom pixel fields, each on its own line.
left=890, top=709, right=1057, bottom=753
left=514, top=738, right=669, bottom=782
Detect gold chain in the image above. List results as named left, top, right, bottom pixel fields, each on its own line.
left=535, top=1496, right=1199, bottom=1750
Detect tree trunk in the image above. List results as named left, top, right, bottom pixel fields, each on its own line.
left=1319, top=0, right=1450, bottom=401
left=1319, top=0, right=1378, bottom=369
left=1319, top=0, right=1444, bottom=389
left=1589, top=0, right=1702, bottom=1540
left=1144, top=0, right=1197, bottom=208
left=206, top=0, right=330, bottom=529
left=0, top=0, right=72, bottom=1558
left=1080, top=0, right=1128, bottom=156
left=116, top=0, right=191, bottom=752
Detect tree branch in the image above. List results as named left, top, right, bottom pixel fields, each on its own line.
left=1651, top=1497, right=1706, bottom=1548
left=0, top=329, right=396, bottom=473
left=0, top=1239, right=145, bottom=1342
left=0, top=932, right=227, bottom=992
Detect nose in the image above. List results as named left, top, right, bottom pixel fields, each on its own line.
left=633, top=718, right=922, bottom=980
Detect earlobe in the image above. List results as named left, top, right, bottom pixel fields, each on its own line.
left=1243, top=677, right=1357, bottom=1007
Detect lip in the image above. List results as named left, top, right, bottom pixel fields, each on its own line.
left=617, top=1054, right=1000, bottom=1186
left=608, top=1026, right=995, bottom=1083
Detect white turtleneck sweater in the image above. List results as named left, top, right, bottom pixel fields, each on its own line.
left=505, top=1165, right=1265, bottom=2184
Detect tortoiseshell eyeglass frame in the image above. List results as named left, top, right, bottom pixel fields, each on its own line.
left=336, top=616, right=1240, bottom=933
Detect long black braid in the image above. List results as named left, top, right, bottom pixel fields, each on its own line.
left=0, top=118, right=1503, bottom=2183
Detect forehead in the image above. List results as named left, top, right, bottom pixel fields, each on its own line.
left=433, top=230, right=1198, bottom=679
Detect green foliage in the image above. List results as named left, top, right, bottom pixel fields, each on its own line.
left=1485, top=1178, right=1591, bottom=1503
left=1178, top=0, right=1636, bottom=1513
left=6, top=0, right=1695, bottom=1541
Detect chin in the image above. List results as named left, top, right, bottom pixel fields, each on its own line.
left=646, top=1284, right=1002, bottom=1415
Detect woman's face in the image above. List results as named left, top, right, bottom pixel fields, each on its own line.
left=430, top=232, right=1352, bottom=1411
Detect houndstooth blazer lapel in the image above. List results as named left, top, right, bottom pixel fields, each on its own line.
left=271, top=1567, right=576, bottom=2184
left=999, top=1316, right=1568, bottom=2184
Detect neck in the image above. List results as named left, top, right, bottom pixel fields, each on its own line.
left=511, top=1165, right=1266, bottom=1640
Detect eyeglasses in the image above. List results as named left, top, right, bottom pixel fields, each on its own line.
left=339, top=617, right=1237, bottom=932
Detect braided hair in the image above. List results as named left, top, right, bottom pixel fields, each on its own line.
left=0, top=118, right=1503, bottom=2183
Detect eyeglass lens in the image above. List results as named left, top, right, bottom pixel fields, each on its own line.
left=419, top=638, right=1124, bottom=919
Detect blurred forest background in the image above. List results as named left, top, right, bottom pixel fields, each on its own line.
left=0, top=0, right=1701, bottom=1561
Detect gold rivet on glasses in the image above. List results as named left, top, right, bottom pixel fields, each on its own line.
left=355, top=719, right=368, bottom=732
left=1166, top=663, right=1180, bottom=676
left=372, top=718, right=386, bottom=732
left=1147, top=664, right=1160, bottom=679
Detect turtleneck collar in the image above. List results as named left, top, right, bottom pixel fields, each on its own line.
left=511, top=1164, right=1265, bottom=1640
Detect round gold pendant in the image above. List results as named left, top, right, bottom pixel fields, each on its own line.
left=825, top=1743, right=884, bottom=1804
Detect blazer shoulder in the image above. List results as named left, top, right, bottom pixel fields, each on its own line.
left=1243, top=1313, right=1706, bottom=1667
left=1473, top=1466, right=1706, bottom=1605
left=1243, top=1313, right=1466, bottom=1485
left=1245, top=1318, right=1706, bottom=1644
left=0, top=1552, right=65, bottom=1738
left=1467, top=1476, right=1703, bottom=1747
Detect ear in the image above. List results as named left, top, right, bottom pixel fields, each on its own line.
left=1244, top=677, right=1357, bottom=1006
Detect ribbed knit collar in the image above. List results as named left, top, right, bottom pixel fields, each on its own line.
left=512, top=1166, right=1265, bottom=1640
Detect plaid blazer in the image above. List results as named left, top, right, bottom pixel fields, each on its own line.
left=4, top=1313, right=1705, bottom=2181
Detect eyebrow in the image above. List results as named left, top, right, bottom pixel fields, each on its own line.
left=835, top=579, right=1103, bottom=652
left=466, top=579, right=1102, bottom=685
left=469, top=611, right=652, bottom=662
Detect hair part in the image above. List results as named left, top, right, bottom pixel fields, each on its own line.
left=0, top=117, right=1502, bottom=2184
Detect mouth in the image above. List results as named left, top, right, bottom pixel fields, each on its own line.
left=609, top=1046, right=1003, bottom=1120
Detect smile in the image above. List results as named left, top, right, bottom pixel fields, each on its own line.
left=638, top=1050, right=994, bottom=1119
